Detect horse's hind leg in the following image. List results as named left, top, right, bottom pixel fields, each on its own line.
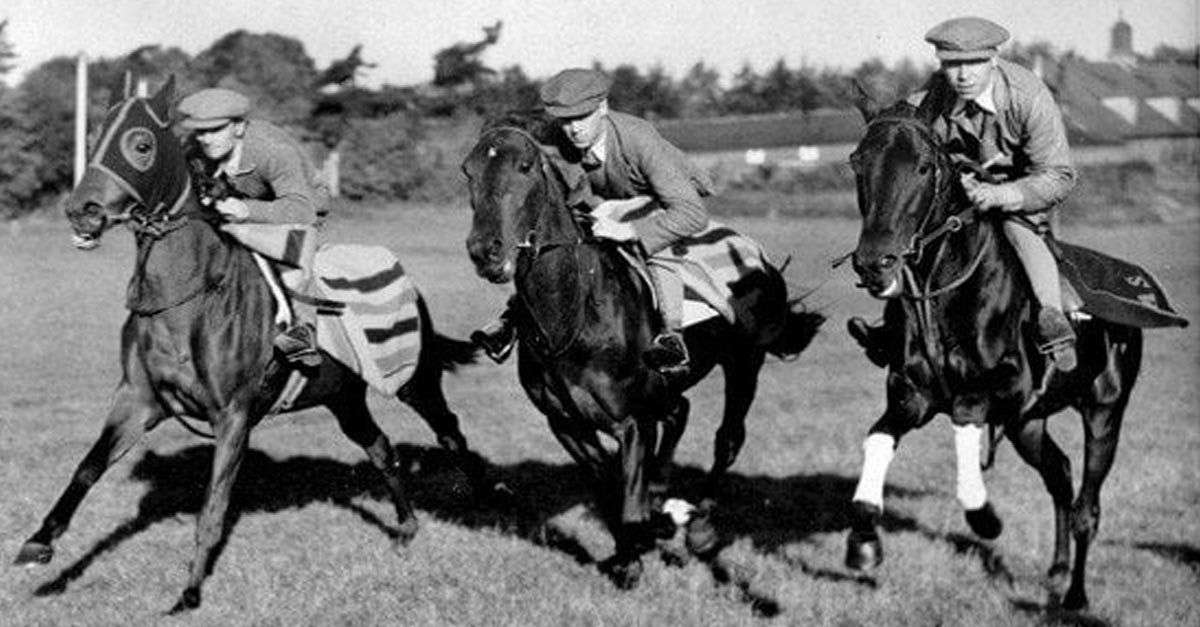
left=397, top=357, right=496, bottom=500
left=1006, top=418, right=1074, bottom=597
left=328, top=382, right=418, bottom=542
left=15, top=384, right=162, bottom=567
left=707, top=350, right=766, bottom=496
left=649, top=396, right=689, bottom=504
left=1062, top=330, right=1140, bottom=611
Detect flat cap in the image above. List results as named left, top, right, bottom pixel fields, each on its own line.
left=177, top=88, right=251, bottom=130
left=540, top=69, right=612, bottom=118
left=925, top=17, right=1009, bottom=61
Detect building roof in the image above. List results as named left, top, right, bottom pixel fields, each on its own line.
left=655, top=109, right=866, bottom=152
left=1048, top=57, right=1200, bottom=140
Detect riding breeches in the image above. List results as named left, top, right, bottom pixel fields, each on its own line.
left=1002, top=220, right=1061, bottom=310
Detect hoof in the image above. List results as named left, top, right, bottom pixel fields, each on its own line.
left=14, top=542, right=53, bottom=567
left=1062, top=584, right=1089, bottom=612
left=685, top=513, right=721, bottom=559
left=845, top=529, right=883, bottom=571
left=600, top=555, right=643, bottom=590
left=395, top=517, right=419, bottom=546
left=166, top=588, right=201, bottom=615
left=965, top=503, right=1003, bottom=540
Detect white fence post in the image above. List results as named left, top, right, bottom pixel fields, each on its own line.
left=73, top=52, right=88, bottom=186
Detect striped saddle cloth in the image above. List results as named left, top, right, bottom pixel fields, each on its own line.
left=639, top=221, right=775, bottom=327
left=312, top=244, right=422, bottom=395
left=220, top=224, right=422, bottom=396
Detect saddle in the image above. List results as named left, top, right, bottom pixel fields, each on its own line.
left=221, top=223, right=423, bottom=395
left=1055, top=240, right=1188, bottom=329
left=617, top=221, right=787, bottom=336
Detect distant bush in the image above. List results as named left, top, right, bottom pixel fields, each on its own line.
left=335, top=114, right=477, bottom=204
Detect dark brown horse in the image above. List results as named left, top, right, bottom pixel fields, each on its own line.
left=462, top=114, right=823, bottom=588
left=844, top=100, right=1145, bottom=610
left=14, top=77, right=494, bottom=613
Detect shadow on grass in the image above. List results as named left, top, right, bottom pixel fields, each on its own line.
left=28, top=440, right=1039, bottom=618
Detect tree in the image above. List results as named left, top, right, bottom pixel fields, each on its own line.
left=678, top=62, right=724, bottom=118
left=191, top=31, right=319, bottom=122
left=0, top=22, right=43, bottom=216
left=432, top=21, right=502, bottom=88
left=0, top=20, right=15, bottom=80
left=1149, top=44, right=1200, bottom=66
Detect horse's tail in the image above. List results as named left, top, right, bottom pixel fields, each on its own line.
left=767, top=299, right=825, bottom=360
left=414, top=291, right=481, bottom=372
left=431, top=332, right=481, bottom=371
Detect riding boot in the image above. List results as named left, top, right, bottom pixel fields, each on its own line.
left=471, top=300, right=518, bottom=363
left=644, top=329, right=690, bottom=375
left=1036, top=307, right=1077, bottom=372
left=275, top=302, right=321, bottom=369
left=847, top=316, right=891, bottom=368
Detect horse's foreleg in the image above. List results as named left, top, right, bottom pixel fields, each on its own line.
left=954, top=423, right=1003, bottom=540
left=845, top=428, right=895, bottom=571
left=1007, top=418, right=1073, bottom=597
left=15, top=385, right=160, bottom=567
left=329, top=389, right=418, bottom=543
left=600, top=417, right=666, bottom=589
left=170, top=408, right=252, bottom=615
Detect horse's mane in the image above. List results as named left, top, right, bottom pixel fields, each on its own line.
left=480, top=109, right=581, bottom=159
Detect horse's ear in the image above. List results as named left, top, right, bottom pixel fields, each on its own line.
left=105, top=71, right=133, bottom=108
left=850, top=78, right=882, bottom=124
left=122, top=71, right=135, bottom=100
left=149, top=75, right=176, bottom=119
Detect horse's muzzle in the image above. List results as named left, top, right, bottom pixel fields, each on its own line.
left=852, top=251, right=904, bottom=299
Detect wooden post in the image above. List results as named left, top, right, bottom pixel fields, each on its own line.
left=326, top=150, right=341, bottom=198
left=73, top=52, right=88, bottom=186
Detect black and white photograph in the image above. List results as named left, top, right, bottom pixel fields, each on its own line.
left=1, top=1, right=1196, bottom=624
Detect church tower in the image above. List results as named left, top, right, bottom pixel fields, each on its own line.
left=1108, top=12, right=1136, bottom=67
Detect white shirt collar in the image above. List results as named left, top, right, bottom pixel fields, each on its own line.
left=956, top=75, right=998, bottom=116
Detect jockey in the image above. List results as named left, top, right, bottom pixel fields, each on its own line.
left=472, top=68, right=714, bottom=374
left=178, top=88, right=331, bottom=368
left=848, top=16, right=1079, bottom=372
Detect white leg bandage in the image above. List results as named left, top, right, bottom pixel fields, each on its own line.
left=954, top=423, right=988, bottom=510
left=852, top=433, right=896, bottom=508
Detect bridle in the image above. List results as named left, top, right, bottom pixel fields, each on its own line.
left=475, top=125, right=595, bottom=358
left=852, top=114, right=994, bottom=301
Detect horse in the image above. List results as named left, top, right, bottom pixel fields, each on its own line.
left=462, top=113, right=824, bottom=588
left=14, top=77, right=495, bottom=614
left=843, top=100, right=1146, bottom=611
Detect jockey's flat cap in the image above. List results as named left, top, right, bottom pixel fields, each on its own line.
left=540, top=69, right=612, bottom=118
left=178, top=88, right=251, bottom=130
left=925, top=17, right=1010, bottom=61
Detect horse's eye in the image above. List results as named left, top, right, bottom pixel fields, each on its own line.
left=120, top=127, right=156, bottom=172
left=917, top=164, right=932, bottom=176
left=517, top=160, right=534, bottom=173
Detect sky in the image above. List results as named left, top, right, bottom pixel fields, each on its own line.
left=4, top=0, right=1198, bottom=88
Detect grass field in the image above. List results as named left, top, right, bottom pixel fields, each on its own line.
left=1, top=205, right=1197, bottom=627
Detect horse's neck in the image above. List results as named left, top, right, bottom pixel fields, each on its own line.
left=128, top=211, right=268, bottom=316
left=912, top=220, right=1024, bottom=323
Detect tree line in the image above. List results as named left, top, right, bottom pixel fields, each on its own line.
left=1, top=20, right=1196, bottom=215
